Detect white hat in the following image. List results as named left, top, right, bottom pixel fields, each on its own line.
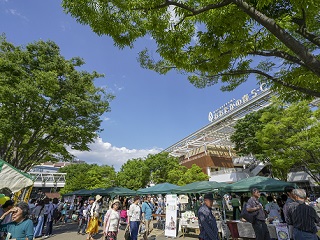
left=111, top=199, right=120, bottom=207
left=95, top=195, right=102, bottom=201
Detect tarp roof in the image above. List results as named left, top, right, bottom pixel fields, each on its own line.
left=223, top=176, right=296, bottom=193
left=173, top=181, right=228, bottom=194
left=137, top=183, right=179, bottom=195
left=93, top=187, right=136, bottom=198
left=63, top=189, right=95, bottom=196
left=0, top=159, right=34, bottom=193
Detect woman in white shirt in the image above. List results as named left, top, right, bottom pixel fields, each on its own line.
left=103, top=199, right=121, bottom=240
left=128, top=196, right=141, bottom=240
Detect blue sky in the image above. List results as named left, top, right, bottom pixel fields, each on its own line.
left=1, top=0, right=258, bottom=170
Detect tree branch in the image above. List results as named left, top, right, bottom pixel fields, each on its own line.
left=292, top=8, right=320, bottom=47
left=231, top=0, right=320, bottom=77
left=249, top=50, right=308, bottom=67
left=210, top=69, right=320, bottom=97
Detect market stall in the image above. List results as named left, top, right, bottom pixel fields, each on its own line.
left=0, top=159, right=34, bottom=202
left=223, top=176, right=296, bottom=193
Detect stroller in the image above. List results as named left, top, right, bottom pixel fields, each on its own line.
left=119, top=209, right=128, bottom=230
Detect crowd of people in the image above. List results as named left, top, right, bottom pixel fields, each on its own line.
left=198, top=187, right=320, bottom=240
left=0, top=186, right=319, bottom=240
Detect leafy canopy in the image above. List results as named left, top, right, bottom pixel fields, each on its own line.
left=62, top=0, right=320, bottom=100
left=116, top=152, right=209, bottom=189
left=59, top=163, right=117, bottom=194
left=0, top=39, right=113, bottom=171
left=231, top=99, right=320, bottom=183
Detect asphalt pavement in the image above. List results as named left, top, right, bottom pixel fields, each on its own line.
left=46, top=221, right=198, bottom=240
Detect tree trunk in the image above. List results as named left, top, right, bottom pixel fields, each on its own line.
left=232, top=0, right=320, bottom=77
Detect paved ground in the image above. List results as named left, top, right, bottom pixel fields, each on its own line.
left=46, top=221, right=199, bottom=240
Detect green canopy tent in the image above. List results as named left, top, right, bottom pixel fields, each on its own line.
left=137, top=183, right=179, bottom=195
left=63, top=189, right=95, bottom=197
left=173, top=181, right=228, bottom=194
left=92, top=187, right=137, bottom=198
left=223, top=176, right=296, bottom=193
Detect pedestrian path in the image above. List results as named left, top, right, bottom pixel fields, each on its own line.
left=47, top=221, right=198, bottom=240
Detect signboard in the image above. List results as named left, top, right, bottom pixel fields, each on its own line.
left=275, top=223, right=290, bottom=240
left=165, top=194, right=178, bottom=237
left=208, top=83, right=269, bottom=122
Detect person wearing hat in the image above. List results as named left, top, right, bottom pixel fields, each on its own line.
left=197, top=193, right=219, bottom=240
left=85, top=195, right=102, bottom=240
left=103, top=199, right=121, bottom=240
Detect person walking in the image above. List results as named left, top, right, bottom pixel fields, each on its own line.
left=246, top=188, right=270, bottom=240
left=197, top=193, right=219, bottom=240
left=286, top=189, right=320, bottom=240
left=86, top=195, right=101, bottom=240
left=141, top=195, right=154, bottom=240
left=77, top=202, right=87, bottom=235
left=103, top=199, right=121, bottom=240
left=44, top=198, right=58, bottom=238
left=128, top=196, right=141, bottom=240
left=32, top=199, right=45, bottom=239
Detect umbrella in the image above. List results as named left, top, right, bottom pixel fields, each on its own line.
left=92, top=186, right=137, bottom=198
left=223, top=176, right=296, bottom=193
left=137, top=183, right=179, bottom=195
left=173, top=181, right=228, bottom=194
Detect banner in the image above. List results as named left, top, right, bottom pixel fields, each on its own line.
left=165, top=194, right=178, bottom=237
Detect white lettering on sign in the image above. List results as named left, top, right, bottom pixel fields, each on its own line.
left=208, top=83, right=269, bottom=122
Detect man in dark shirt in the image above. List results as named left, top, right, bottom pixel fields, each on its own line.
left=198, top=193, right=219, bottom=240
left=246, top=188, right=270, bottom=240
left=283, top=185, right=295, bottom=239
left=286, top=189, right=320, bottom=240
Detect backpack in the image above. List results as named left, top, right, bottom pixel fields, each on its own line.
left=53, top=207, right=60, bottom=220
left=239, top=203, right=258, bottom=223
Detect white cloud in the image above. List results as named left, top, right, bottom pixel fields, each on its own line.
left=6, top=9, right=28, bottom=21
left=103, top=117, right=110, bottom=121
left=69, top=137, right=162, bottom=171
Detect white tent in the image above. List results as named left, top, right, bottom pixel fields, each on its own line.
left=0, top=159, right=34, bottom=193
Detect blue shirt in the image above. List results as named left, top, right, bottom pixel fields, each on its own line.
left=0, top=218, right=34, bottom=240
left=198, top=204, right=219, bottom=240
left=141, top=202, right=153, bottom=220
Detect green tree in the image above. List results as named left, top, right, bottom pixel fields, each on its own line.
left=59, top=163, right=117, bottom=194
left=144, top=152, right=181, bottom=184
left=230, top=106, right=271, bottom=156
left=257, top=101, right=320, bottom=183
left=0, top=39, right=113, bottom=171
left=167, top=164, right=209, bottom=185
left=116, top=158, right=150, bottom=190
left=62, top=0, right=320, bottom=100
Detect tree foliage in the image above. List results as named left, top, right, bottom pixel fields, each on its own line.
left=257, top=100, right=320, bottom=183
left=0, top=39, right=113, bottom=171
left=167, top=164, right=209, bottom=185
left=116, top=158, right=151, bottom=190
left=144, top=152, right=181, bottom=184
left=62, top=0, right=320, bottom=100
left=116, top=152, right=208, bottom=189
left=59, top=163, right=117, bottom=194
left=231, top=100, right=320, bottom=183
left=230, top=106, right=271, bottom=156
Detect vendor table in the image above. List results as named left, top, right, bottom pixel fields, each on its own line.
left=236, top=221, right=278, bottom=239
left=180, top=220, right=224, bottom=238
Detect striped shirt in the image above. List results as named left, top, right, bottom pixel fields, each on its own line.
left=198, top=204, right=219, bottom=240
left=286, top=200, right=320, bottom=234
